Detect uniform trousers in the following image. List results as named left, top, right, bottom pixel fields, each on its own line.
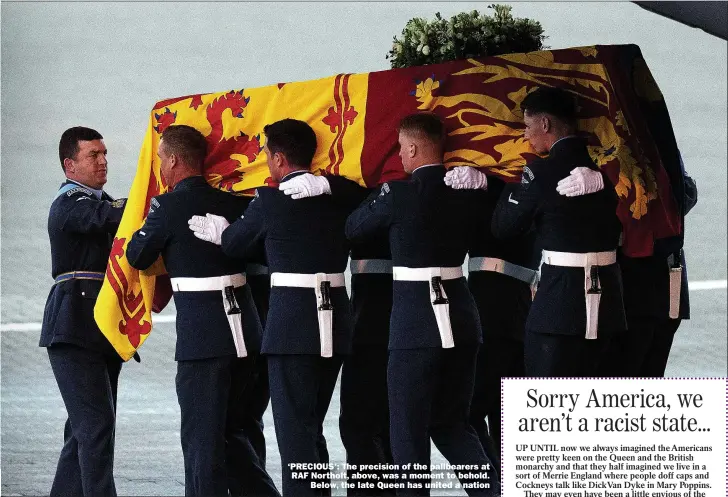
left=470, top=333, right=524, bottom=473
left=243, top=357, right=271, bottom=464
left=598, top=317, right=682, bottom=377
left=525, top=332, right=611, bottom=377
left=176, top=355, right=279, bottom=497
left=339, top=346, right=393, bottom=496
left=388, top=346, right=500, bottom=497
left=245, top=274, right=272, bottom=474
left=268, top=354, right=344, bottom=496
left=47, top=343, right=122, bottom=497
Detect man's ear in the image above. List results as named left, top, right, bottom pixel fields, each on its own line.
left=63, top=158, right=74, bottom=173
left=274, top=151, right=287, bottom=169
left=408, top=142, right=417, bottom=159
left=541, top=115, right=552, bottom=133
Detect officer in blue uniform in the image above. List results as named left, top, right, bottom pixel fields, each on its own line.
left=345, top=113, right=500, bottom=496
left=190, top=118, right=359, bottom=496
left=126, top=125, right=279, bottom=497
left=492, top=87, right=626, bottom=377
left=445, top=168, right=539, bottom=473
left=280, top=177, right=394, bottom=495
left=41, top=126, right=128, bottom=497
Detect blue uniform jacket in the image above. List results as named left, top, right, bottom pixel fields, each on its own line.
left=492, top=137, right=627, bottom=336
left=344, top=186, right=393, bottom=348
left=126, top=176, right=262, bottom=361
left=468, top=178, right=538, bottom=340
left=220, top=171, right=359, bottom=355
left=40, top=180, right=125, bottom=354
left=345, top=165, right=482, bottom=350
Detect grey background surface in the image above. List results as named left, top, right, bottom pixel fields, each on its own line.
left=1, top=2, right=726, bottom=495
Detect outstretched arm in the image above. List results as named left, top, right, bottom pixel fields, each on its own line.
left=492, top=169, right=542, bottom=239
left=345, top=184, right=394, bottom=243
left=127, top=198, right=169, bottom=270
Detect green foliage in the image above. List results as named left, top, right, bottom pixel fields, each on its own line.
left=387, top=4, right=547, bottom=68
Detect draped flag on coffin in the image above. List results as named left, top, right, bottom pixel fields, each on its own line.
left=95, top=43, right=683, bottom=360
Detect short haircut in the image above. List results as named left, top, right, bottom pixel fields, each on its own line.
left=397, top=112, right=446, bottom=148
left=160, top=125, right=208, bottom=171
left=521, top=86, right=577, bottom=127
left=263, top=119, right=317, bottom=167
left=59, top=126, right=103, bottom=171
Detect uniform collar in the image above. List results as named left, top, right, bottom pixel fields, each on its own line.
left=411, top=163, right=445, bottom=180
left=549, top=135, right=582, bottom=155
left=66, top=179, right=103, bottom=200
left=173, top=175, right=207, bottom=191
left=280, top=169, right=310, bottom=182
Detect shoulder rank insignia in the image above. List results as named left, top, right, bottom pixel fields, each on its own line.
left=379, top=183, right=390, bottom=196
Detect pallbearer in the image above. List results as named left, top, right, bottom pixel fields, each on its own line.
left=190, top=119, right=360, bottom=496
left=127, top=125, right=278, bottom=496
left=492, top=86, right=626, bottom=377
left=280, top=174, right=395, bottom=495
left=346, top=112, right=500, bottom=496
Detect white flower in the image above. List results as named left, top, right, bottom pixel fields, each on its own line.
left=422, top=45, right=430, bottom=55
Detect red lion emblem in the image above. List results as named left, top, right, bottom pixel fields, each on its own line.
left=202, top=89, right=261, bottom=191
left=153, top=107, right=177, bottom=134
left=106, top=237, right=152, bottom=348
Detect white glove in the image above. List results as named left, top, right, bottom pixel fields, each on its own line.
left=279, top=173, right=331, bottom=199
left=444, top=166, right=488, bottom=190
left=188, top=213, right=230, bottom=245
left=556, top=167, right=605, bottom=197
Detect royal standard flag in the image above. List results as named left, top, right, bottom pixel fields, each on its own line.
left=95, top=44, right=683, bottom=360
